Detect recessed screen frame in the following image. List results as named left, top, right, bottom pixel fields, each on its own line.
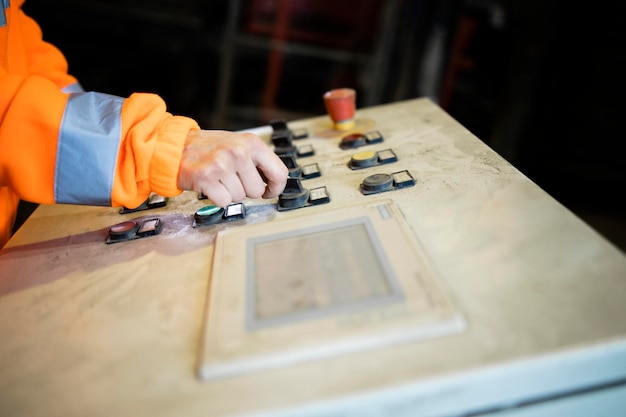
left=197, top=201, right=466, bottom=381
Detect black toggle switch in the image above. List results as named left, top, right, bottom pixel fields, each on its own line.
left=270, top=119, right=297, bottom=156
left=280, top=154, right=303, bottom=179
left=278, top=178, right=310, bottom=209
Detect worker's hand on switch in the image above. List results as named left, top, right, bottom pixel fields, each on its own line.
left=177, top=130, right=288, bottom=206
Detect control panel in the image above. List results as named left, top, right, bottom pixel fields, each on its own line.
left=106, top=114, right=419, bottom=243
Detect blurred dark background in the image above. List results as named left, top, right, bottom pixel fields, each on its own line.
left=19, top=0, right=626, bottom=251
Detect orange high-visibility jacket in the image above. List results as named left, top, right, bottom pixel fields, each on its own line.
left=1, top=0, right=199, bottom=247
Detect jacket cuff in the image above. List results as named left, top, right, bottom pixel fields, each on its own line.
left=149, top=115, right=200, bottom=196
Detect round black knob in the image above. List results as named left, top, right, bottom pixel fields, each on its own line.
left=362, top=173, right=393, bottom=193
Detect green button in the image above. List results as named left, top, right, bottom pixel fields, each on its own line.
left=197, top=205, right=222, bottom=216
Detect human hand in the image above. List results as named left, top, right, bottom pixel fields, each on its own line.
left=177, top=130, right=288, bottom=206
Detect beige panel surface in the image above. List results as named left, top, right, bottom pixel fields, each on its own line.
left=1, top=98, right=625, bottom=417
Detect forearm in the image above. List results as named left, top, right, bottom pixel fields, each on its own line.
left=0, top=75, right=198, bottom=208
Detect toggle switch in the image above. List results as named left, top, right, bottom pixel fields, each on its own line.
left=270, top=119, right=310, bottom=155
left=280, top=154, right=321, bottom=180
left=270, top=119, right=309, bottom=140
left=278, top=178, right=330, bottom=211
left=270, top=120, right=297, bottom=157
left=278, top=178, right=310, bottom=209
left=280, top=154, right=303, bottom=178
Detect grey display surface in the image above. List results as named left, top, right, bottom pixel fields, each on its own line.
left=248, top=218, right=402, bottom=328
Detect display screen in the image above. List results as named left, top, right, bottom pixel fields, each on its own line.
left=246, top=218, right=403, bottom=329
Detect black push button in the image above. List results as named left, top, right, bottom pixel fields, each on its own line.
left=339, top=133, right=366, bottom=149
left=362, top=173, right=394, bottom=193
left=340, top=131, right=384, bottom=150
left=350, top=150, right=378, bottom=168
left=360, top=170, right=415, bottom=195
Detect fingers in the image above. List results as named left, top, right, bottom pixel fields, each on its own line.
left=177, top=130, right=288, bottom=205
left=218, top=163, right=263, bottom=202
left=200, top=181, right=232, bottom=208
left=257, top=156, right=291, bottom=198
left=246, top=139, right=290, bottom=199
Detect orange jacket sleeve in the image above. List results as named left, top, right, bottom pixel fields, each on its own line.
left=0, top=1, right=199, bottom=247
